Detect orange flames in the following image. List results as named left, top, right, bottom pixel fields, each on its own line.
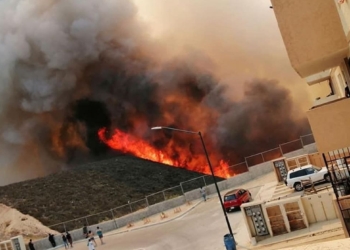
left=98, top=128, right=233, bottom=178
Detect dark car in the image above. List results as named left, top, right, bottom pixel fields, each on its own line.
left=223, top=188, right=251, bottom=212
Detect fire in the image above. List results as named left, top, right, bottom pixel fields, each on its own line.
left=98, top=128, right=233, bottom=178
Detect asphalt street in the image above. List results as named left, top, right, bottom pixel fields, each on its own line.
left=71, top=186, right=261, bottom=250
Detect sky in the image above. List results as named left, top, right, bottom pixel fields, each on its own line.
left=132, top=0, right=329, bottom=109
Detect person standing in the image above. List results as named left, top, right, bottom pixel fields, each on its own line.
left=66, top=231, right=73, bottom=248
left=62, top=234, right=69, bottom=249
left=87, top=238, right=95, bottom=250
left=83, top=225, right=88, bottom=238
left=28, top=239, right=35, bottom=250
left=96, top=227, right=104, bottom=245
left=200, top=186, right=207, bottom=201
left=88, top=230, right=97, bottom=246
left=48, top=234, right=56, bottom=247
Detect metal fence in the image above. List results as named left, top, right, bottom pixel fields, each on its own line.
left=48, top=133, right=316, bottom=231
left=323, top=147, right=350, bottom=236
left=244, top=134, right=315, bottom=167
left=228, top=162, right=249, bottom=174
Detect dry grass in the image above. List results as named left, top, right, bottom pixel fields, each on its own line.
left=0, top=155, right=221, bottom=229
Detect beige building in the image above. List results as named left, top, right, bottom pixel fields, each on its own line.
left=271, top=0, right=350, bottom=154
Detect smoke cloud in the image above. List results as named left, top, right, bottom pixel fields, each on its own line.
left=0, top=0, right=310, bottom=185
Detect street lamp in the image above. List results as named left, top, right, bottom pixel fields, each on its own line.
left=151, top=126, right=233, bottom=236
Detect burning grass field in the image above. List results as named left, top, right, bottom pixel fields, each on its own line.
left=0, top=155, right=223, bottom=229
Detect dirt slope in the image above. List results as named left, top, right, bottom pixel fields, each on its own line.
left=0, top=203, right=57, bottom=241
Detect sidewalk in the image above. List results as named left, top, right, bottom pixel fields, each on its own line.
left=249, top=219, right=344, bottom=250
left=105, top=199, right=203, bottom=237
left=281, top=237, right=350, bottom=250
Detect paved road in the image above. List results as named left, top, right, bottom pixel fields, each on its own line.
left=57, top=172, right=346, bottom=250
left=71, top=186, right=261, bottom=250
left=108, top=199, right=243, bottom=250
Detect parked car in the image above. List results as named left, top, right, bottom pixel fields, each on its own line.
left=284, top=164, right=330, bottom=191
left=223, top=188, right=251, bottom=212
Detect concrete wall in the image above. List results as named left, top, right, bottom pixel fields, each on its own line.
left=241, top=192, right=338, bottom=243
left=307, top=98, right=350, bottom=153
left=301, top=192, right=337, bottom=223
left=249, top=161, right=275, bottom=176
left=335, top=0, right=350, bottom=41
left=304, top=143, right=318, bottom=154
left=271, top=0, right=348, bottom=77
left=148, top=196, right=186, bottom=214
left=182, top=168, right=272, bottom=202
left=331, top=66, right=347, bottom=97
left=309, top=152, right=325, bottom=167
left=33, top=234, right=65, bottom=250
left=283, top=143, right=317, bottom=158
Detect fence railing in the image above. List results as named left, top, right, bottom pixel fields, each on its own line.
left=48, top=133, right=316, bottom=231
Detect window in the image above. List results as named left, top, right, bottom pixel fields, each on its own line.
left=338, top=73, right=345, bottom=88
left=305, top=168, right=315, bottom=174
left=290, top=169, right=307, bottom=179
left=224, top=194, right=236, bottom=201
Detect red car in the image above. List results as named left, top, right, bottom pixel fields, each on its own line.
left=223, top=188, right=251, bottom=212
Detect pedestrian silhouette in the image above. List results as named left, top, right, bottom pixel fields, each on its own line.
left=28, top=239, right=35, bottom=250
left=62, top=234, right=69, bottom=249
left=200, top=186, right=207, bottom=201
left=66, top=231, right=73, bottom=248
left=48, top=234, right=56, bottom=247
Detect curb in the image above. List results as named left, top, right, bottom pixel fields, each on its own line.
left=105, top=200, right=203, bottom=237
left=44, top=202, right=203, bottom=250
left=251, top=226, right=344, bottom=249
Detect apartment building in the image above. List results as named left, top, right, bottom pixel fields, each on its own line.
left=271, top=0, right=350, bottom=154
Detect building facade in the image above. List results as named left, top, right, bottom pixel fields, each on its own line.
left=271, top=0, right=350, bottom=154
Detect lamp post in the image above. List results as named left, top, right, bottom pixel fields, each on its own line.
left=151, top=126, right=233, bottom=236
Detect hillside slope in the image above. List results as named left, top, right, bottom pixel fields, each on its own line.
left=0, top=156, right=222, bottom=230
left=0, top=203, right=57, bottom=241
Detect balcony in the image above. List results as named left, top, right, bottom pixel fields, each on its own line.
left=305, top=70, right=331, bottom=86
left=311, top=95, right=339, bottom=109
left=271, top=0, right=349, bottom=78
left=307, top=97, right=350, bottom=154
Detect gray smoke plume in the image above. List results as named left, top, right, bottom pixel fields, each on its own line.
left=0, top=0, right=145, bottom=184
left=0, top=0, right=310, bottom=185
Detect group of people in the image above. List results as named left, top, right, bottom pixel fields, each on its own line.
left=27, top=231, right=73, bottom=250
left=29, top=226, right=105, bottom=250
left=28, top=226, right=104, bottom=249
left=62, top=232, right=73, bottom=249
left=85, top=226, right=104, bottom=250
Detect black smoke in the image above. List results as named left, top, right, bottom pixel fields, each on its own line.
left=72, top=99, right=111, bottom=155
left=63, top=59, right=310, bottom=165
left=0, top=0, right=310, bottom=184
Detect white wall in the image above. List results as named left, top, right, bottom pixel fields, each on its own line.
left=335, top=0, right=350, bottom=40
left=331, top=66, right=346, bottom=97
